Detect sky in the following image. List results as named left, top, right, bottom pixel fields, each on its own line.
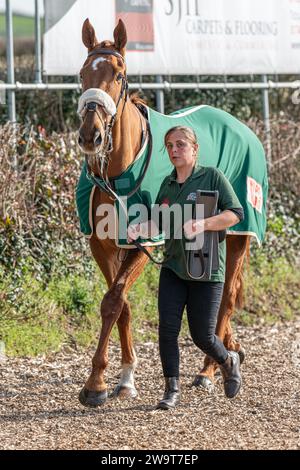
left=0, top=0, right=44, bottom=17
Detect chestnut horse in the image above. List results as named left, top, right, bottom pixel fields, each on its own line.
left=77, top=18, right=249, bottom=407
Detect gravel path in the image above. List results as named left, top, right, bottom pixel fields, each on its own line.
left=1, top=320, right=300, bottom=450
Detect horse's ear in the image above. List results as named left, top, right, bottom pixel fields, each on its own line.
left=82, top=18, right=98, bottom=51
left=113, top=19, right=127, bottom=56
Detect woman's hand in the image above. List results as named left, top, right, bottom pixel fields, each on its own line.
left=127, top=223, right=141, bottom=243
left=127, top=220, right=160, bottom=242
left=183, top=211, right=240, bottom=240
left=183, top=219, right=205, bottom=240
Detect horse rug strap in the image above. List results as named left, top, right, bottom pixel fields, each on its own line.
left=186, top=190, right=220, bottom=280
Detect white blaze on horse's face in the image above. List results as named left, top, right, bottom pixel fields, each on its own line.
left=92, top=57, right=109, bottom=71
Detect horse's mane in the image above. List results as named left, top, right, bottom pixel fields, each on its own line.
left=99, top=40, right=114, bottom=48
left=130, top=92, right=147, bottom=107
left=130, top=92, right=148, bottom=117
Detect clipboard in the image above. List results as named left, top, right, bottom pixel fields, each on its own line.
left=185, top=190, right=222, bottom=280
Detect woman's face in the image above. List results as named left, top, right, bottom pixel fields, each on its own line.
left=165, top=130, right=198, bottom=170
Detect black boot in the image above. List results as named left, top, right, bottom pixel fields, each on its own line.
left=219, top=351, right=242, bottom=398
left=156, top=377, right=180, bottom=410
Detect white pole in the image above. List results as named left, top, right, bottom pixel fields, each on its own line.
left=5, top=0, right=17, bottom=171
left=5, top=0, right=16, bottom=122
left=262, top=75, right=272, bottom=165
left=155, top=75, right=164, bottom=113
left=34, top=0, right=42, bottom=83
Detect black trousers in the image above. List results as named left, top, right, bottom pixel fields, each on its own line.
left=158, top=267, right=228, bottom=377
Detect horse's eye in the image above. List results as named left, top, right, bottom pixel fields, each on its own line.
left=116, top=73, right=123, bottom=82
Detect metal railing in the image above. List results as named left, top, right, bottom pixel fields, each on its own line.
left=1, top=80, right=300, bottom=92
left=3, top=0, right=300, bottom=165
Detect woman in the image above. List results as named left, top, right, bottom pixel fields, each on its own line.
left=127, top=126, right=244, bottom=410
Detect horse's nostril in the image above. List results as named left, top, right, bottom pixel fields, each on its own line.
left=78, top=130, right=101, bottom=148
left=94, top=132, right=102, bottom=147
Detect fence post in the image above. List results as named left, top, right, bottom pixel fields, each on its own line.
left=262, top=74, right=272, bottom=165
left=34, top=0, right=42, bottom=83
left=156, top=75, right=164, bottom=114
left=5, top=0, right=16, bottom=122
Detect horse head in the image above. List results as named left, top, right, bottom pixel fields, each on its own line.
left=78, top=18, right=128, bottom=166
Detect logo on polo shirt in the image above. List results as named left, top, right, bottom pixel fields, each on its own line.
left=186, top=192, right=196, bottom=201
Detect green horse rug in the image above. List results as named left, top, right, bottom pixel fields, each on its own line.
left=76, top=105, right=268, bottom=247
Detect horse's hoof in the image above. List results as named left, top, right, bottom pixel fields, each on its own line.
left=110, top=385, right=138, bottom=400
left=238, top=348, right=246, bottom=365
left=78, top=387, right=108, bottom=408
left=192, top=375, right=214, bottom=392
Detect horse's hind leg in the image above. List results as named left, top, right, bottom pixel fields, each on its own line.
left=223, top=319, right=245, bottom=363
left=193, top=235, right=249, bottom=391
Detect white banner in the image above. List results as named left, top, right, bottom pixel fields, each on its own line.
left=43, top=0, right=300, bottom=75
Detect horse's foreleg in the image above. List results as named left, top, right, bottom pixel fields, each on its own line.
left=193, top=235, right=249, bottom=390
left=110, top=300, right=138, bottom=399
left=111, top=250, right=152, bottom=399
left=79, top=248, right=150, bottom=407
left=79, top=283, right=125, bottom=407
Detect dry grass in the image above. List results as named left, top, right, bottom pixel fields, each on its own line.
left=248, top=116, right=300, bottom=196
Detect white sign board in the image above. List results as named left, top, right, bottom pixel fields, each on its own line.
left=43, top=0, right=300, bottom=75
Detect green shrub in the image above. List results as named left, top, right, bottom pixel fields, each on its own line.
left=1, top=320, right=65, bottom=356
left=242, top=254, right=300, bottom=325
